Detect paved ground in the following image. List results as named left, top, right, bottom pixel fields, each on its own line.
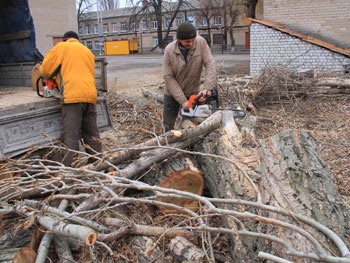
left=104, top=51, right=250, bottom=92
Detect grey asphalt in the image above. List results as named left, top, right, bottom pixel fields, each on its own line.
left=104, top=51, right=250, bottom=76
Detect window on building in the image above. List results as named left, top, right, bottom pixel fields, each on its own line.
left=176, top=17, right=184, bottom=27
left=213, top=34, right=222, bottom=44
left=187, top=16, right=196, bottom=26
left=152, top=19, right=158, bottom=29
left=213, top=16, right=222, bottom=26
left=85, top=25, right=90, bottom=35
left=86, top=41, right=93, bottom=49
left=131, top=22, right=139, bottom=31
left=165, top=17, right=172, bottom=28
left=201, top=17, right=208, bottom=26
left=79, top=26, right=83, bottom=35
left=94, top=24, right=99, bottom=34
left=152, top=37, right=158, bottom=47
left=165, top=36, right=173, bottom=46
left=142, top=19, right=148, bottom=30
left=120, top=22, right=127, bottom=32
left=94, top=41, right=102, bottom=50
left=103, top=24, right=109, bottom=33
left=111, top=23, right=118, bottom=32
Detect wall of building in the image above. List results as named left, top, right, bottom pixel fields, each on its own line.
left=250, top=23, right=350, bottom=76
left=29, top=0, right=78, bottom=55
left=263, top=0, right=350, bottom=49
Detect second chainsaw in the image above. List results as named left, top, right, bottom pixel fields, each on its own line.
left=181, top=89, right=246, bottom=119
left=36, top=64, right=62, bottom=98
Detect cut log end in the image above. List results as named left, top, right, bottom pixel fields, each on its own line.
left=156, top=169, right=204, bottom=214
left=13, top=247, right=36, bottom=263
left=85, top=231, right=98, bottom=246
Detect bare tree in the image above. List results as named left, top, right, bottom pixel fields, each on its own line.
left=76, top=0, right=96, bottom=29
left=195, top=0, right=216, bottom=47
left=100, top=0, right=117, bottom=10
left=226, top=0, right=245, bottom=50
left=162, top=0, right=188, bottom=47
left=129, top=0, right=187, bottom=53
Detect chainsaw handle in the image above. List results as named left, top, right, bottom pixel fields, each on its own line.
left=36, top=76, right=44, bottom=97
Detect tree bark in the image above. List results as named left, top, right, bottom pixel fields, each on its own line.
left=169, top=236, right=205, bottom=262
left=193, top=111, right=349, bottom=261
left=316, top=77, right=350, bottom=88
left=258, top=129, right=350, bottom=259
left=86, top=111, right=222, bottom=173
left=195, top=111, right=262, bottom=262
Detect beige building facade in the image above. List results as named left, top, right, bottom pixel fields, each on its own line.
left=28, top=0, right=77, bottom=55
left=78, top=0, right=253, bottom=54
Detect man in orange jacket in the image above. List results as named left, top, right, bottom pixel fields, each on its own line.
left=40, top=31, right=102, bottom=166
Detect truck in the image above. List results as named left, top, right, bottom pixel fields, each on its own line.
left=0, top=0, right=112, bottom=158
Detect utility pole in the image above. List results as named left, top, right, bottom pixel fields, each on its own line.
left=96, top=0, right=104, bottom=56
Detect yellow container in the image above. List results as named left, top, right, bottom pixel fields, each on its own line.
left=129, top=40, right=138, bottom=52
left=104, top=40, right=138, bottom=55
left=104, top=40, right=130, bottom=55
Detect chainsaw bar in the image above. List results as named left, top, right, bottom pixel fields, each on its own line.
left=181, top=105, right=246, bottom=118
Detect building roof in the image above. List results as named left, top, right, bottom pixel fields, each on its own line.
left=246, top=18, right=350, bottom=57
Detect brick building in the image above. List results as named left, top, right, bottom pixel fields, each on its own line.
left=250, top=0, right=350, bottom=76
left=263, top=0, right=350, bottom=49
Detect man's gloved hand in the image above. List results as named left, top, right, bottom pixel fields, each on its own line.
left=198, top=89, right=212, bottom=98
left=182, top=100, right=189, bottom=110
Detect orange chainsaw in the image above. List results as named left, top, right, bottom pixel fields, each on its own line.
left=181, top=89, right=246, bottom=118
left=36, top=64, right=62, bottom=98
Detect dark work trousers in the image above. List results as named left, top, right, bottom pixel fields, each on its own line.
left=61, top=103, right=102, bottom=166
left=163, top=94, right=181, bottom=132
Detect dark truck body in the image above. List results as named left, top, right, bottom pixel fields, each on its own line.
left=0, top=1, right=111, bottom=158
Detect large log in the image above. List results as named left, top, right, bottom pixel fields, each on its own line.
left=194, top=112, right=349, bottom=262
left=258, top=129, right=350, bottom=260
left=86, top=111, right=222, bottom=173
left=195, top=111, right=262, bottom=262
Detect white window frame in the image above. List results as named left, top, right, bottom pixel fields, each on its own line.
left=213, top=16, right=222, bottom=26
left=111, top=23, right=118, bottom=32
left=120, top=22, right=127, bottom=32
left=152, top=37, right=158, bottom=47
left=94, top=24, right=99, bottom=34
left=201, top=17, right=209, bottom=26
left=86, top=41, right=93, bottom=49
left=85, top=25, right=90, bottom=35
left=176, top=17, right=184, bottom=27
left=165, top=17, right=172, bottom=28
left=152, top=19, right=158, bottom=29
left=131, top=22, right=139, bottom=31
left=142, top=19, right=148, bottom=30
left=103, top=24, right=109, bottom=33
left=94, top=41, right=102, bottom=50
left=187, top=16, right=195, bottom=26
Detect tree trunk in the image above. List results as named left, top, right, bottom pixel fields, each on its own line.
left=195, top=111, right=262, bottom=262
left=258, top=129, right=350, bottom=260
left=193, top=111, right=349, bottom=261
